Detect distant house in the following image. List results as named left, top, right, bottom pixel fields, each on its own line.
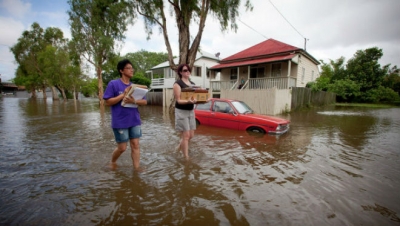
left=0, top=81, right=26, bottom=95
left=210, top=38, right=320, bottom=93
left=147, top=50, right=220, bottom=107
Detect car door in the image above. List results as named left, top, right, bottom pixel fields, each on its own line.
left=209, top=100, right=239, bottom=130
left=194, top=101, right=212, bottom=125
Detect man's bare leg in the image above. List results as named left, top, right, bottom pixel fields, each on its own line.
left=110, top=142, right=127, bottom=169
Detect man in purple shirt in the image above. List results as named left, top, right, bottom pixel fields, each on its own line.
left=103, top=59, right=147, bottom=170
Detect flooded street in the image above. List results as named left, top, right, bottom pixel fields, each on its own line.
left=1, top=97, right=400, bottom=225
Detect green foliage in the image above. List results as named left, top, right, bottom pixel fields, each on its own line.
left=131, top=0, right=252, bottom=70
left=65, top=90, right=75, bottom=99
left=124, top=50, right=169, bottom=76
left=327, top=79, right=361, bottom=102
left=131, top=74, right=151, bottom=87
left=305, top=81, right=314, bottom=88
left=346, top=47, right=389, bottom=92
left=382, top=66, right=400, bottom=95
left=80, top=78, right=98, bottom=97
left=319, top=60, right=334, bottom=79
left=10, top=22, right=82, bottom=99
left=102, top=70, right=120, bottom=89
left=317, top=47, right=398, bottom=104
left=10, top=23, right=52, bottom=90
left=38, top=45, right=81, bottom=93
left=363, top=86, right=400, bottom=103
left=320, top=57, right=347, bottom=82
left=101, top=50, right=169, bottom=89
left=68, top=0, right=134, bottom=101
left=309, top=76, right=331, bottom=92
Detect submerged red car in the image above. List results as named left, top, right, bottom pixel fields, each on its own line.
left=194, top=98, right=290, bottom=135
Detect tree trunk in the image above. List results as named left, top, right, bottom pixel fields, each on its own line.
left=169, top=97, right=176, bottom=114
left=51, top=86, right=59, bottom=100
left=74, top=86, right=79, bottom=100
left=30, top=88, right=36, bottom=98
left=97, top=66, right=104, bottom=106
left=61, top=88, right=67, bottom=100
left=42, top=87, right=47, bottom=99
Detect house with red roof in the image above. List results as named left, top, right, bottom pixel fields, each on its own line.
left=208, top=38, right=320, bottom=115
left=210, top=38, right=320, bottom=92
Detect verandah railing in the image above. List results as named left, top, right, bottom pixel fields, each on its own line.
left=210, top=77, right=297, bottom=92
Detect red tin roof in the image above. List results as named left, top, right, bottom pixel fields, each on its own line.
left=211, top=39, right=305, bottom=70
left=222, top=39, right=300, bottom=62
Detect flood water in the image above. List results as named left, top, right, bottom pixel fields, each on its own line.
left=1, top=97, right=400, bottom=225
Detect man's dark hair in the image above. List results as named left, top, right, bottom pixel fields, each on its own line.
left=117, top=59, right=133, bottom=77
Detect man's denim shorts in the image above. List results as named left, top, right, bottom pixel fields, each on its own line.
left=112, top=126, right=142, bottom=143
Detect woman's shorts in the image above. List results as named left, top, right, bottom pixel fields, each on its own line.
left=175, top=108, right=196, bottom=132
left=113, top=126, right=142, bottom=143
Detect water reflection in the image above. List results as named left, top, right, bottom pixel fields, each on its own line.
left=1, top=97, right=400, bottom=225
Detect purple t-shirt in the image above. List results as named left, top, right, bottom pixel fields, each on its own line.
left=103, top=79, right=145, bottom=129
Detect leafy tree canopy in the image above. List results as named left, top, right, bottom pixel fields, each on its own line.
left=124, top=50, right=169, bottom=76
left=68, top=0, right=134, bottom=103
left=346, top=47, right=389, bottom=92
left=10, top=22, right=80, bottom=99
left=101, top=50, right=168, bottom=88
left=129, top=0, right=253, bottom=70
left=315, top=47, right=399, bottom=103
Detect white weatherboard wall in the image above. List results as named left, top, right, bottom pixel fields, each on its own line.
left=222, top=88, right=291, bottom=115
left=163, top=87, right=291, bottom=116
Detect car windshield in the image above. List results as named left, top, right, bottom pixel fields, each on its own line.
left=231, top=101, right=253, bottom=114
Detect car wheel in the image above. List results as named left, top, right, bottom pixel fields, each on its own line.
left=195, top=119, right=200, bottom=126
left=247, top=127, right=265, bottom=134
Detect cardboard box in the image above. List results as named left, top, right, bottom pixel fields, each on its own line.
left=181, top=89, right=209, bottom=103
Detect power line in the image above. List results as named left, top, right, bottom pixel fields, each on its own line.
left=238, top=1, right=309, bottom=50
left=238, top=19, right=269, bottom=40
left=268, top=0, right=305, bottom=39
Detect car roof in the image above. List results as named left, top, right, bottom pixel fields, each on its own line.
left=209, top=98, right=239, bottom=102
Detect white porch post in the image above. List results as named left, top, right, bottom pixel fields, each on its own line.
left=202, top=63, right=206, bottom=88
left=287, top=60, right=292, bottom=88
left=237, top=67, right=239, bottom=82
left=236, top=67, right=240, bottom=89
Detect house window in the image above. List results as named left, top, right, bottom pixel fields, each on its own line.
left=195, top=66, right=201, bottom=77
left=311, top=70, right=314, bottom=81
left=250, top=66, right=265, bottom=78
left=230, top=68, right=238, bottom=80
left=271, top=63, right=281, bottom=77
left=302, top=67, right=305, bottom=82
left=164, top=68, right=173, bottom=78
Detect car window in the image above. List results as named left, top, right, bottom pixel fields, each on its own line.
left=213, top=101, right=233, bottom=113
left=196, top=101, right=211, bottom=111
left=231, top=101, right=253, bottom=114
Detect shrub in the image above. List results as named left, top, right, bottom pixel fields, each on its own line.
left=131, top=74, right=151, bottom=87
left=363, top=86, right=399, bottom=103
left=327, top=79, right=361, bottom=102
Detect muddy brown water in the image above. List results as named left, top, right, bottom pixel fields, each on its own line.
left=1, top=97, right=400, bottom=225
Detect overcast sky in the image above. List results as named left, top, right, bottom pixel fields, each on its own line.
left=1, top=0, right=399, bottom=82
